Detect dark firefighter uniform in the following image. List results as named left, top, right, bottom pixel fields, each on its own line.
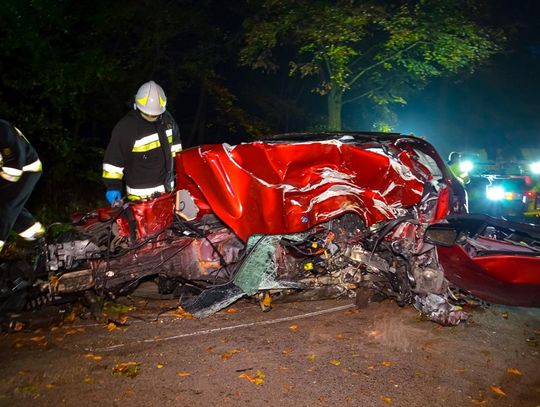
left=102, top=110, right=182, bottom=200
left=0, top=120, right=44, bottom=252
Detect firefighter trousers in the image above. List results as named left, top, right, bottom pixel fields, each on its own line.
left=0, top=171, right=41, bottom=242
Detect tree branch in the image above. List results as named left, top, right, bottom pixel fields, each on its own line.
left=342, top=85, right=384, bottom=105
left=323, top=56, right=333, bottom=80
left=348, top=41, right=423, bottom=87
left=348, top=43, right=383, bottom=70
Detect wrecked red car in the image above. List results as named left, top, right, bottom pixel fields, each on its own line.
left=2, top=132, right=538, bottom=324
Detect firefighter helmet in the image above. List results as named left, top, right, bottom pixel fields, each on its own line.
left=134, top=81, right=167, bottom=116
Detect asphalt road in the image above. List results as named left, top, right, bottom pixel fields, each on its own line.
left=0, top=297, right=539, bottom=406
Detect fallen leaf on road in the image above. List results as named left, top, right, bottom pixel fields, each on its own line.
left=381, top=396, right=392, bottom=404
left=367, top=365, right=375, bottom=369
left=289, top=324, right=298, bottom=332
left=157, top=363, right=164, bottom=369
left=15, top=384, right=39, bottom=396
left=66, top=328, right=84, bottom=335
left=471, top=399, right=487, bottom=405
left=45, top=383, right=55, bottom=389
left=225, top=308, right=238, bottom=313
left=119, top=386, right=135, bottom=399
left=103, top=301, right=135, bottom=315
left=12, top=321, right=25, bottom=332
left=344, top=309, right=359, bottom=316
left=106, top=322, right=117, bottom=331
left=490, top=385, right=507, bottom=397
left=282, top=347, right=293, bottom=355
left=83, top=377, right=94, bottom=383
left=30, top=336, right=45, bottom=342
left=506, top=368, right=522, bottom=376
left=329, top=359, right=341, bottom=366
left=501, top=312, right=509, bottom=319
left=167, top=307, right=194, bottom=320
left=63, top=309, right=77, bottom=323
left=221, top=349, right=241, bottom=360
left=239, top=370, right=265, bottom=385
left=176, top=371, right=191, bottom=377
left=307, top=354, right=316, bottom=361
left=84, top=353, right=103, bottom=361
left=382, top=361, right=392, bottom=367
left=112, top=362, right=141, bottom=378
left=454, top=368, right=467, bottom=373
left=118, top=315, right=128, bottom=324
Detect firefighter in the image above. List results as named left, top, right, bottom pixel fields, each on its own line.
left=102, top=81, right=183, bottom=205
left=0, top=120, right=45, bottom=253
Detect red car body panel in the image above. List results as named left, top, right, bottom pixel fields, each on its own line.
left=175, top=141, right=427, bottom=241
left=437, top=245, right=540, bottom=307
left=95, top=193, right=175, bottom=239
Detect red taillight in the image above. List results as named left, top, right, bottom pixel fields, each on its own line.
left=526, top=190, right=535, bottom=198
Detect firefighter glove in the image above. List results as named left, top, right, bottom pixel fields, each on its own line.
left=106, top=190, right=122, bottom=206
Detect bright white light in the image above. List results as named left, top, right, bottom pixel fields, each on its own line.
left=459, top=160, right=474, bottom=173
left=486, top=185, right=505, bottom=201
left=530, top=161, right=540, bottom=174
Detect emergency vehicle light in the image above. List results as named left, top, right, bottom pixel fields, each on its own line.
left=459, top=160, right=474, bottom=173
left=486, top=185, right=505, bottom=201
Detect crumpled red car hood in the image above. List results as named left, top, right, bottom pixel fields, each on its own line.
left=176, top=140, right=427, bottom=241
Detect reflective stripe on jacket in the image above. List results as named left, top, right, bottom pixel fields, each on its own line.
left=0, top=120, right=42, bottom=183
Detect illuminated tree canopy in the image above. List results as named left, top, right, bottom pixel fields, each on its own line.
left=240, top=0, right=504, bottom=130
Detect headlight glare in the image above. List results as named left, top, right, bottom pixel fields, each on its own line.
left=459, top=160, right=474, bottom=173
left=530, top=161, right=540, bottom=175
left=486, top=185, right=505, bottom=201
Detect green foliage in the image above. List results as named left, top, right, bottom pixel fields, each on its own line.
left=240, top=0, right=505, bottom=130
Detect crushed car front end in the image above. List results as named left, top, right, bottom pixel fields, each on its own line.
left=8, top=132, right=477, bottom=325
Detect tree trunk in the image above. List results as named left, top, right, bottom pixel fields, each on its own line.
left=327, top=84, right=343, bottom=131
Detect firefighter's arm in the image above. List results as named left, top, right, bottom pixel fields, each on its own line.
left=0, top=124, right=26, bottom=182
left=102, top=125, right=126, bottom=192
left=170, top=117, right=182, bottom=156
